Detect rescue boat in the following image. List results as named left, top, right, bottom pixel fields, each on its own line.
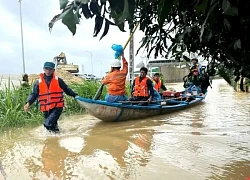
left=75, top=92, right=207, bottom=122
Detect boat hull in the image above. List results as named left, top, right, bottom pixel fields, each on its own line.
left=75, top=93, right=207, bottom=122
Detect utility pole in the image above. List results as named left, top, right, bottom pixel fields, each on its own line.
left=83, top=51, right=93, bottom=76
left=96, top=59, right=103, bottom=78
left=18, top=0, right=26, bottom=74
left=82, top=64, right=84, bottom=74
left=129, top=34, right=135, bottom=87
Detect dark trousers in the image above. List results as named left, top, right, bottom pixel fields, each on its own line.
left=129, top=96, right=149, bottom=106
left=43, top=108, right=63, bottom=131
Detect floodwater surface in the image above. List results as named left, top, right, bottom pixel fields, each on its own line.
left=0, top=79, right=250, bottom=180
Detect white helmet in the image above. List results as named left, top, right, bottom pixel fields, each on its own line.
left=110, top=60, right=121, bottom=68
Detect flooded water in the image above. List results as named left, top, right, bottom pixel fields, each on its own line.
left=0, top=79, right=250, bottom=180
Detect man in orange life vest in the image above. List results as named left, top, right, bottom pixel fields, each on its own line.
left=130, top=67, right=154, bottom=105
left=151, top=73, right=167, bottom=93
left=23, top=62, right=78, bottom=133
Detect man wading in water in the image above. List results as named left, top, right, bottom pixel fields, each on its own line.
left=23, top=62, right=78, bottom=133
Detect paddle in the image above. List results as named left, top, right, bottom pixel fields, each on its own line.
left=93, top=83, right=104, bottom=100
left=93, top=22, right=140, bottom=100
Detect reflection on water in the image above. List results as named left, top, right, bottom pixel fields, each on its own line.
left=208, top=160, right=250, bottom=180
left=0, top=79, right=250, bottom=180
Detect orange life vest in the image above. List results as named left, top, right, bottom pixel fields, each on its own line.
left=152, top=79, right=162, bottom=92
left=133, top=76, right=149, bottom=97
left=38, top=73, right=64, bottom=112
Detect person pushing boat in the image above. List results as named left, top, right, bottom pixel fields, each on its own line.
left=23, top=62, right=78, bottom=133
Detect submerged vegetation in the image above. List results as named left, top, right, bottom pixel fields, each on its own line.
left=0, top=79, right=131, bottom=130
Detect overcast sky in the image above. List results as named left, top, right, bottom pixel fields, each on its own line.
left=0, top=0, right=152, bottom=77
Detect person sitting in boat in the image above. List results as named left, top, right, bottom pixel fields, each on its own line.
left=152, top=86, right=162, bottom=102
left=102, top=51, right=128, bottom=103
left=190, top=58, right=202, bottom=76
left=129, top=67, right=154, bottom=106
left=151, top=73, right=167, bottom=95
left=184, top=67, right=203, bottom=95
left=190, top=59, right=211, bottom=94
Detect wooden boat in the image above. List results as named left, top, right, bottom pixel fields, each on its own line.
left=75, top=92, right=207, bottom=122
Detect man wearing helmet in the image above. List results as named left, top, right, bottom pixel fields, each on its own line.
left=102, top=51, right=128, bottom=102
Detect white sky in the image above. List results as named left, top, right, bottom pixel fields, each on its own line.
left=0, top=0, right=150, bottom=78
left=0, top=0, right=207, bottom=78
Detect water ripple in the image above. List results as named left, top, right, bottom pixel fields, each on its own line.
left=0, top=79, right=250, bottom=179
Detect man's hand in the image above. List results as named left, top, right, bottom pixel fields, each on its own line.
left=121, top=51, right=124, bottom=58
left=147, top=96, right=152, bottom=102
left=24, top=103, right=30, bottom=112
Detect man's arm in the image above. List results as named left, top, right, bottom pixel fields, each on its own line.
left=102, top=73, right=112, bottom=85
left=27, top=80, right=39, bottom=105
left=147, top=79, right=154, bottom=97
left=120, top=56, right=128, bottom=75
left=161, top=84, right=167, bottom=91
left=58, top=78, right=78, bottom=97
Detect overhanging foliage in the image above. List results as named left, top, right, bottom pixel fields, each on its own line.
left=49, top=0, right=250, bottom=78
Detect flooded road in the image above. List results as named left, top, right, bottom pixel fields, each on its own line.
left=0, top=79, right=250, bottom=180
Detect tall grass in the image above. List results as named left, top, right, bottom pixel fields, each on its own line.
left=0, top=79, right=43, bottom=129
left=0, top=79, right=132, bottom=130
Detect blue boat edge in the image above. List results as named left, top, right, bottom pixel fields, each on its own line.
left=74, top=91, right=208, bottom=109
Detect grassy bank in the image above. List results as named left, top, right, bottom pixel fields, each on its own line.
left=0, top=80, right=131, bottom=130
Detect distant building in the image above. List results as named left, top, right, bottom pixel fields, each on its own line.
left=134, top=58, right=190, bottom=83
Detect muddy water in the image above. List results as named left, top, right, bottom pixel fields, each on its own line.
left=0, top=79, right=250, bottom=180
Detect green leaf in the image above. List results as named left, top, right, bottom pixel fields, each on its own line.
left=49, top=4, right=73, bottom=32
left=199, top=2, right=217, bottom=42
left=195, top=0, right=209, bottom=15
left=118, top=0, right=131, bottom=22
left=157, top=0, right=174, bottom=28
left=224, top=6, right=238, bottom=16
left=128, top=0, right=135, bottom=20
left=207, top=30, right=213, bottom=41
left=222, top=0, right=238, bottom=16
left=101, top=0, right=106, bottom=4
left=60, top=0, right=68, bottom=10
left=93, top=15, right=104, bottom=37
left=76, top=0, right=90, bottom=4
left=234, top=39, right=241, bottom=50
left=99, top=19, right=110, bottom=40
left=106, top=19, right=115, bottom=26
left=90, top=1, right=101, bottom=15
left=74, top=5, right=81, bottom=24
left=116, top=22, right=126, bottom=32
left=74, top=12, right=80, bottom=24
left=223, top=19, right=231, bottom=31
left=110, top=11, right=126, bottom=32
left=222, top=0, right=230, bottom=12
left=62, top=8, right=77, bottom=35
left=81, top=3, right=93, bottom=19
